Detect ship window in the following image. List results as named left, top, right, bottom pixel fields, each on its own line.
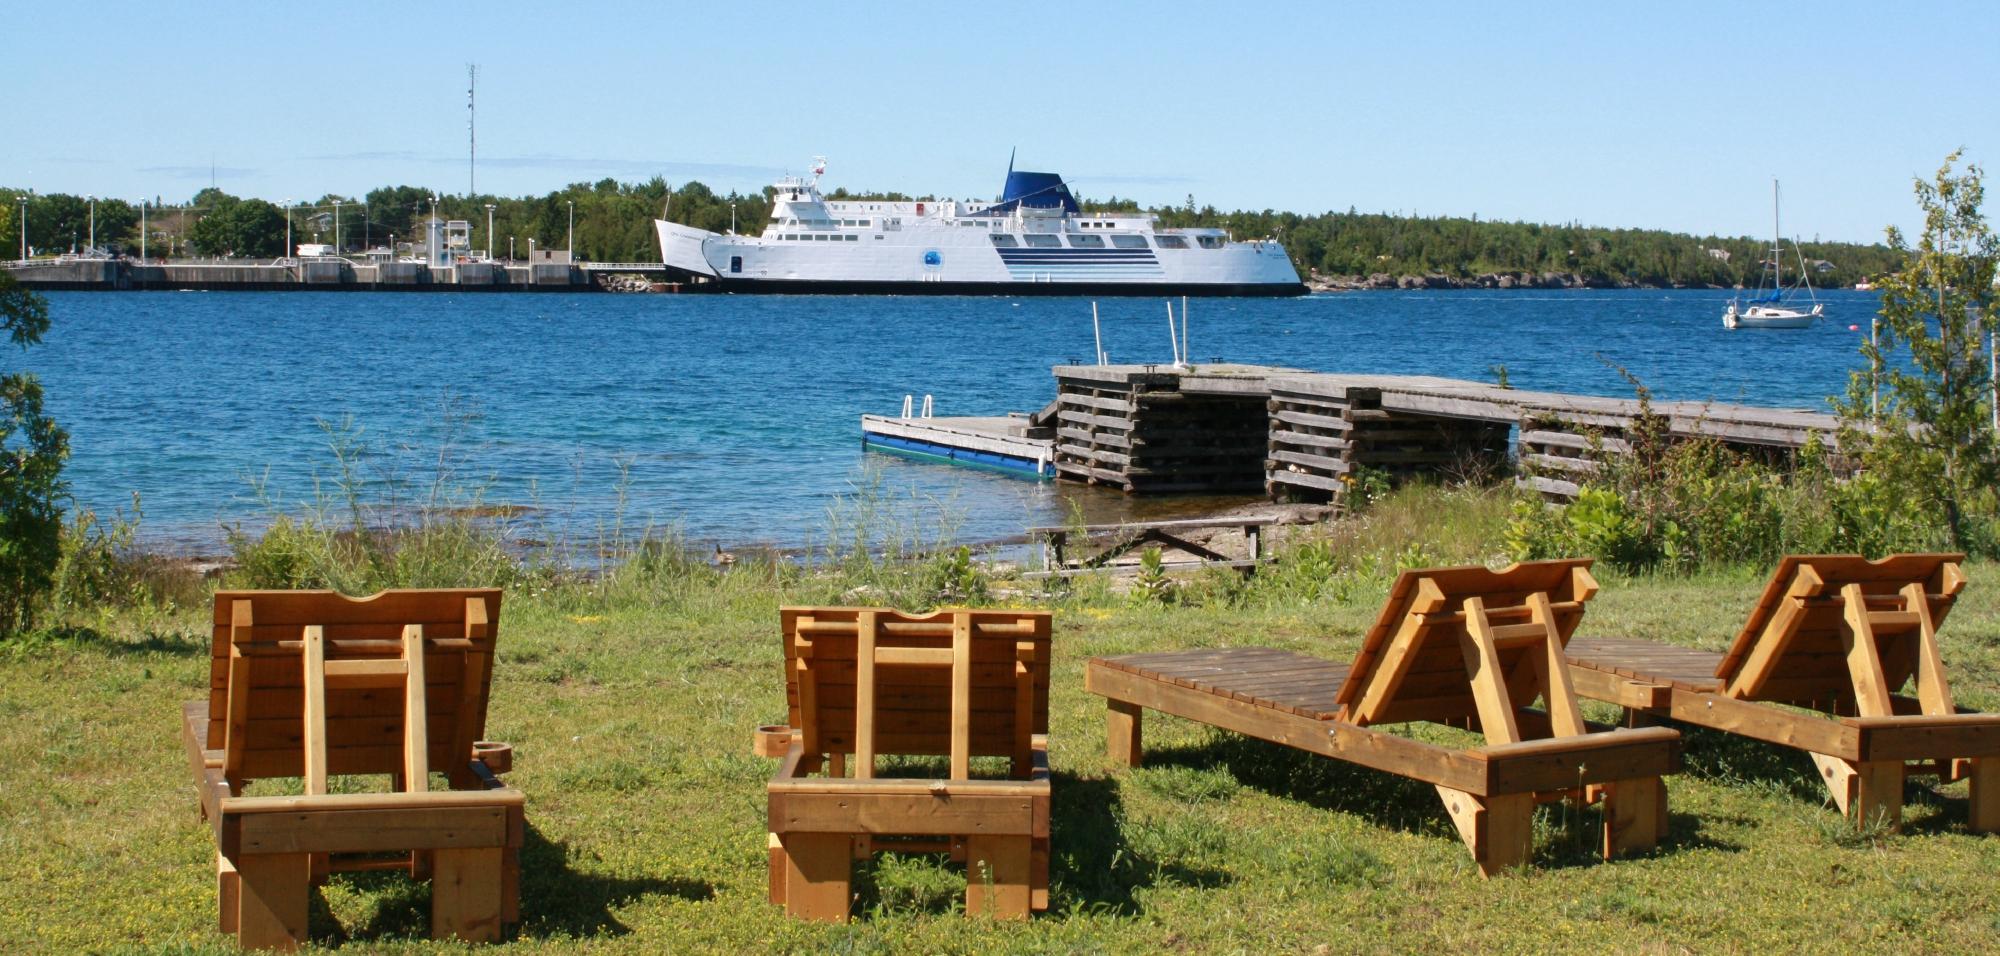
left=1024, top=234, right=1061, bottom=248
left=1197, top=235, right=1225, bottom=249
left=1155, top=235, right=1189, bottom=249
left=858, top=218, right=870, bottom=226
left=845, top=234, right=857, bottom=241
left=989, top=234, right=1018, bottom=248
left=730, top=256, right=742, bottom=274
left=1070, top=234, right=1104, bottom=248
left=1111, top=234, right=1149, bottom=249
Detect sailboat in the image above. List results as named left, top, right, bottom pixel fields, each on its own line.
left=1723, top=179, right=1824, bottom=329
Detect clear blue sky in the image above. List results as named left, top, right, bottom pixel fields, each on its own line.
left=6, top=0, right=1994, bottom=242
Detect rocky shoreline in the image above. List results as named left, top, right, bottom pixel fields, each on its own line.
left=1305, top=270, right=1734, bottom=292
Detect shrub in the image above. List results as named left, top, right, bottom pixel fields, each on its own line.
left=0, top=273, right=65, bottom=634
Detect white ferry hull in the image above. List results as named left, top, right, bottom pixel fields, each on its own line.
left=654, top=160, right=1306, bottom=296
left=657, top=220, right=1303, bottom=295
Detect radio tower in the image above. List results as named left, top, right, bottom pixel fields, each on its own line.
left=467, top=64, right=478, bottom=196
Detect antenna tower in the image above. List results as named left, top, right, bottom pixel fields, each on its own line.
left=467, top=64, right=477, bottom=196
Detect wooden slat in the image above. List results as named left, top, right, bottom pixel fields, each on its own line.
left=855, top=611, right=878, bottom=780
left=302, top=626, right=329, bottom=796
left=950, top=615, right=972, bottom=780
left=402, top=624, right=430, bottom=792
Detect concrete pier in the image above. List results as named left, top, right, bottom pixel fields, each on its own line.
left=2, top=257, right=693, bottom=292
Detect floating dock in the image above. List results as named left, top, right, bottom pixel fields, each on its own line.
left=860, top=413, right=1055, bottom=479
left=866, top=364, right=1844, bottom=503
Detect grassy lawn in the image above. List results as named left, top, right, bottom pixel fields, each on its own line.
left=5, top=526, right=2000, bottom=952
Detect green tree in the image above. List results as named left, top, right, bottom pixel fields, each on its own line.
left=0, top=272, right=67, bottom=633
left=1840, top=150, right=1999, bottom=548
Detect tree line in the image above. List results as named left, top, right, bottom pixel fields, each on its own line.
left=2, top=179, right=1900, bottom=287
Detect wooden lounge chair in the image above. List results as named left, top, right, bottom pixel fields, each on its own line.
left=1085, top=559, right=1682, bottom=875
left=180, top=589, right=523, bottom=951
left=1567, top=553, right=1997, bottom=831
left=759, top=606, right=1052, bottom=920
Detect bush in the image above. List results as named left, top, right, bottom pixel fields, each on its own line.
left=0, top=273, right=65, bottom=634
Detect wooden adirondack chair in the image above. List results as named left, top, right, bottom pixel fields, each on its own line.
left=1086, top=559, right=1683, bottom=874
left=179, top=589, right=523, bottom=951
left=1568, top=553, right=1999, bottom=831
left=758, top=607, right=1052, bottom=920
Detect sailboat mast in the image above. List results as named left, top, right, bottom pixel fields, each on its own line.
left=1772, top=179, right=1781, bottom=287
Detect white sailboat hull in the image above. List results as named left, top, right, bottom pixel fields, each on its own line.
left=1724, top=303, right=1821, bottom=329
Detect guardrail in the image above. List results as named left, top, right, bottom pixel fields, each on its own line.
left=579, top=261, right=668, bottom=271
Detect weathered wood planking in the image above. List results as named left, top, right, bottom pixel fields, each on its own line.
left=766, top=607, right=1053, bottom=922
left=1565, top=555, right=2000, bottom=833
left=190, top=588, right=523, bottom=951
left=1086, top=560, right=1682, bottom=876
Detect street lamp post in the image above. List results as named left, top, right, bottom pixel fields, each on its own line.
left=485, top=203, right=496, bottom=259
left=730, top=203, right=736, bottom=235
left=140, top=200, right=147, bottom=262
left=283, top=199, right=293, bottom=261
left=333, top=200, right=342, bottom=254
left=508, top=236, right=514, bottom=262
left=16, top=196, right=25, bottom=262
left=87, top=196, right=96, bottom=255
left=566, top=200, right=574, bottom=261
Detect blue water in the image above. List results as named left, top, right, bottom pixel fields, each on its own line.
left=31, top=289, right=1882, bottom=554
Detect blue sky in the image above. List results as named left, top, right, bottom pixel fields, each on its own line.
left=6, top=0, right=1994, bottom=242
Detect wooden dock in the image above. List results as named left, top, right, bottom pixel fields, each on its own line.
left=863, top=364, right=1842, bottom=504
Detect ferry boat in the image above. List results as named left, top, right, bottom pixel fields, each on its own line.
left=655, top=159, right=1306, bottom=296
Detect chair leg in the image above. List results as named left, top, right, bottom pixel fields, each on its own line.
left=781, top=833, right=852, bottom=922
left=1811, top=752, right=1904, bottom=830
left=965, top=835, right=1032, bottom=919
left=1600, top=777, right=1663, bottom=858
left=234, top=852, right=309, bottom=951
left=431, top=847, right=504, bottom=942
left=1969, top=757, right=2000, bottom=834
left=217, top=851, right=240, bottom=935
left=1437, top=786, right=1533, bottom=877
left=767, top=833, right=788, bottom=907
left=1106, top=700, right=1143, bottom=768
left=1853, top=761, right=1905, bottom=831
left=1030, top=836, right=1050, bottom=912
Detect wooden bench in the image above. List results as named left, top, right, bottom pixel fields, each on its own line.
left=1567, top=554, right=2000, bottom=830
left=760, top=607, right=1052, bottom=921
left=1025, top=516, right=1280, bottom=579
left=1086, top=559, right=1682, bottom=874
left=183, top=589, right=523, bottom=951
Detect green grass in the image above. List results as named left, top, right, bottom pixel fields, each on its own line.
left=6, top=512, right=2000, bottom=952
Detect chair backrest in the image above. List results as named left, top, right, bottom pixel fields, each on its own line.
left=206, top=588, right=503, bottom=783
left=1333, top=559, right=1598, bottom=743
left=781, top=607, right=1051, bottom=779
left=1717, top=554, right=1967, bottom=713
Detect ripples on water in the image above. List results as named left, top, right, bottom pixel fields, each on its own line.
left=35, top=289, right=1880, bottom=553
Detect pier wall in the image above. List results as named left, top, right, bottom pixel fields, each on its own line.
left=1037, top=364, right=1843, bottom=506
left=5, top=259, right=609, bottom=291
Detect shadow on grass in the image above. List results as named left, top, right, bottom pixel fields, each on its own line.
left=313, top=823, right=712, bottom=945
left=845, top=772, right=1228, bottom=919
left=1140, top=733, right=1452, bottom=836
left=24, top=624, right=207, bottom=657
left=1671, top=722, right=1830, bottom=805
left=1144, top=729, right=1738, bottom=869
left=1047, top=772, right=1228, bottom=915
